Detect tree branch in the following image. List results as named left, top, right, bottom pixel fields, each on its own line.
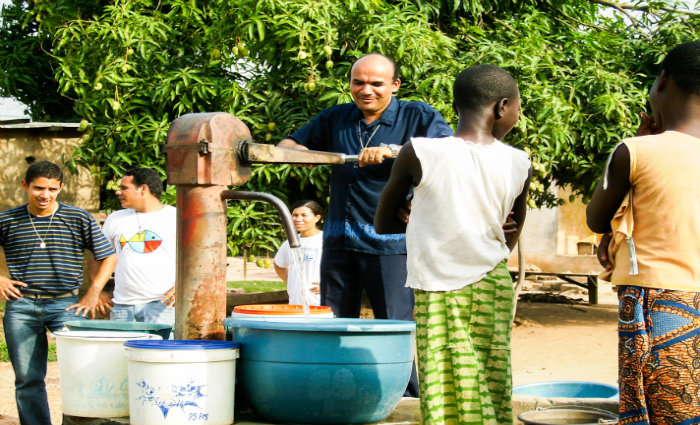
left=493, top=18, right=517, bottom=33
left=590, top=0, right=700, bottom=17
left=595, top=0, right=638, bottom=24
left=548, top=4, right=608, bottom=31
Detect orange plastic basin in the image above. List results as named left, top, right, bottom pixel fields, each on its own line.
left=233, top=304, right=333, bottom=316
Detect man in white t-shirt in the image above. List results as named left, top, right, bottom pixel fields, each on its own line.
left=100, top=168, right=176, bottom=325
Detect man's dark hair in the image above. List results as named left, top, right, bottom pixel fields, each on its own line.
left=349, top=53, right=399, bottom=82
left=660, top=41, right=700, bottom=96
left=453, top=64, right=519, bottom=112
left=25, top=161, right=63, bottom=185
left=124, top=168, right=163, bottom=199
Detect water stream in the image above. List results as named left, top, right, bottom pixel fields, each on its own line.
left=289, top=246, right=311, bottom=320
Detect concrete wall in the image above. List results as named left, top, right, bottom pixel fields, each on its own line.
left=508, top=186, right=601, bottom=274
left=0, top=126, right=99, bottom=213
left=0, top=124, right=101, bottom=281
left=556, top=186, right=599, bottom=256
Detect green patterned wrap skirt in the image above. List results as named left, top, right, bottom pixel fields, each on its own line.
left=414, top=261, right=514, bottom=425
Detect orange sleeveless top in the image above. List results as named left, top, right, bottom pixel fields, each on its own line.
left=608, top=131, right=700, bottom=291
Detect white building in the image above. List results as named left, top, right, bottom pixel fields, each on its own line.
left=0, top=97, right=30, bottom=121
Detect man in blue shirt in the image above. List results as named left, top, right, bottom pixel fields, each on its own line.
left=278, top=53, right=453, bottom=397
left=0, top=161, right=116, bottom=424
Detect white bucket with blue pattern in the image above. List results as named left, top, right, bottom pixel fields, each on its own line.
left=124, top=340, right=240, bottom=425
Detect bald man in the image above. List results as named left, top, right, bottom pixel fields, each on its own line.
left=279, top=53, right=453, bottom=397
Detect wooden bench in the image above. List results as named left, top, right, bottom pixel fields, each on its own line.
left=510, top=271, right=599, bottom=305
left=226, top=290, right=288, bottom=315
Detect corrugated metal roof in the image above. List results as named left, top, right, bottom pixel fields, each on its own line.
left=0, top=122, right=81, bottom=130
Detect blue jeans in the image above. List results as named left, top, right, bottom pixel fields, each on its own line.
left=110, top=300, right=175, bottom=326
left=3, top=295, right=84, bottom=425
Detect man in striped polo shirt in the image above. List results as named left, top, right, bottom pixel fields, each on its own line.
left=0, top=161, right=116, bottom=425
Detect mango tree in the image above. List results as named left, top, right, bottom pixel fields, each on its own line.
left=1, top=0, right=699, bottom=257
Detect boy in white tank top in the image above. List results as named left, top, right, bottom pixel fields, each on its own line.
left=375, top=65, right=531, bottom=425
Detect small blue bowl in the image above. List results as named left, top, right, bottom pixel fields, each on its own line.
left=224, top=317, right=416, bottom=424
left=513, top=380, right=619, bottom=399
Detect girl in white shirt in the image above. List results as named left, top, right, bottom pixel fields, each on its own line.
left=274, top=200, right=324, bottom=305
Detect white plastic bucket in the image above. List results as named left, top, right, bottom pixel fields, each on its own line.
left=124, top=340, right=240, bottom=425
left=53, top=330, right=162, bottom=417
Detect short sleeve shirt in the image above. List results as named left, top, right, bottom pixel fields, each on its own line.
left=274, top=232, right=323, bottom=306
left=289, top=98, right=453, bottom=254
left=0, top=202, right=115, bottom=295
left=101, top=206, right=177, bottom=304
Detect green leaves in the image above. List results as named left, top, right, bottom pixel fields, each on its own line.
left=3, top=0, right=699, bottom=236
left=226, top=200, right=284, bottom=257
left=442, top=2, right=696, bottom=207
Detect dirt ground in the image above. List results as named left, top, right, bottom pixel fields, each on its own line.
left=0, top=260, right=619, bottom=424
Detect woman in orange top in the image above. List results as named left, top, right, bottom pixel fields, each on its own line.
left=587, top=41, right=700, bottom=425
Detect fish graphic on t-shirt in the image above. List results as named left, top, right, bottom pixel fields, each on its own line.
left=119, top=230, right=163, bottom=253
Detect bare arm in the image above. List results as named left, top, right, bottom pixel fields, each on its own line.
left=278, top=138, right=308, bottom=150
left=161, top=286, right=175, bottom=307
left=587, top=110, right=657, bottom=234
left=586, top=144, right=631, bottom=234
left=506, top=168, right=532, bottom=252
left=67, top=253, right=117, bottom=318
left=375, top=142, right=421, bottom=234
left=274, top=263, right=288, bottom=284
left=0, top=248, right=27, bottom=300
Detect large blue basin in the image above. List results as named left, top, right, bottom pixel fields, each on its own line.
left=224, top=317, right=416, bottom=424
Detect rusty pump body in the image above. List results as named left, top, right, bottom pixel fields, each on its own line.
left=164, top=112, right=347, bottom=340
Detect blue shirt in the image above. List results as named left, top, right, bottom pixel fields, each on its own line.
left=289, top=98, right=453, bottom=254
left=0, top=202, right=115, bottom=295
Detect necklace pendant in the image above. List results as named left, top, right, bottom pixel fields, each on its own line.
left=39, top=242, right=46, bottom=249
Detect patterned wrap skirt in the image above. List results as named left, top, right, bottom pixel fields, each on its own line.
left=618, top=285, right=700, bottom=425
left=414, top=261, right=514, bottom=425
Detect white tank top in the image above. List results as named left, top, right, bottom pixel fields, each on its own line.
left=406, top=136, right=530, bottom=291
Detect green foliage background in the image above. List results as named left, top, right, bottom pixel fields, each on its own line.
left=1, top=0, right=699, bottom=254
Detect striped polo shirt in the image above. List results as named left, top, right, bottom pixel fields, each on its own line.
left=0, top=202, right=115, bottom=296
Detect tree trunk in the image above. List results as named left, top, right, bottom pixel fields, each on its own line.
left=243, top=247, right=248, bottom=281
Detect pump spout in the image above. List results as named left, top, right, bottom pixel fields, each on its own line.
left=221, top=190, right=300, bottom=248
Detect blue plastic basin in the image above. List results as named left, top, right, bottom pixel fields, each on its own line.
left=513, top=381, right=619, bottom=399
left=224, top=317, right=416, bottom=424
